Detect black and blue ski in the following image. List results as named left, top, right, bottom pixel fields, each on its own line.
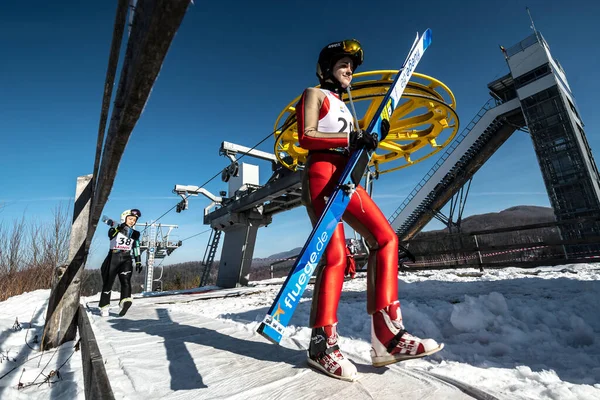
left=257, top=29, right=433, bottom=344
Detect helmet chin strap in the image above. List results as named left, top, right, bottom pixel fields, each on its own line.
left=320, top=77, right=344, bottom=96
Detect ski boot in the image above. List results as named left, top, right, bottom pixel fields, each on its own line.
left=307, top=324, right=358, bottom=381
left=119, top=298, right=132, bottom=317
left=371, top=301, right=443, bottom=367
left=100, top=305, right=110, bottom=317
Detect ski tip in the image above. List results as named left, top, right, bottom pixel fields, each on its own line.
left=423, top=28, right=432, bottom=49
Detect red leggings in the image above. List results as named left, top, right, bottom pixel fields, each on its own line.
left=303, top=153, right=399, bottom=328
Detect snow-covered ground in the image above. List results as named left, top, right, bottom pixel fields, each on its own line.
left=1, top=263, right=599, bottom=399
left=0, top=290, right=83, bottom=399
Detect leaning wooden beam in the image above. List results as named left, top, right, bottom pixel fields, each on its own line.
left=92, top=0, right=129, bottom=190
left=42, top=0, right=191, bottom=351
left=78, top=304, right=115, bottom=400
left=91, top=0, right=191, bottom=231
left=42, top=175, right=93, bottom=350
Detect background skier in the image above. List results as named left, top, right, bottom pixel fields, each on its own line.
left=344, top=241, right=357, bottom=279
left=98, top=209, right=143, bottom=317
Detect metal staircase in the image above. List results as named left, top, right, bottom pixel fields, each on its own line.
left=388, top=99, right=495, bottom=225
left=389, top=97, right=524, bottom=240
left=200, top=228, right=222, bottom=286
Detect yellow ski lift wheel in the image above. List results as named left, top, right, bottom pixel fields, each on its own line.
left=273, top=71, right=459, bottom=175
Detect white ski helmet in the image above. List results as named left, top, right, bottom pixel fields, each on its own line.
left=120, top=209, right=142, bottom=224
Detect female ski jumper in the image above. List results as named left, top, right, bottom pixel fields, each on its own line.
left=298, top=39, right=442, bottom=381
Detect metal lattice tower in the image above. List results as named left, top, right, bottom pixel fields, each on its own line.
left=139, top=222, right=182, bottom=292
left=145, top=223, right=156, bottom=291
left=504, top=33, right=600, bottom=255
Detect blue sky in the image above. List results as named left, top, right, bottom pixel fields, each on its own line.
left=1, top=0, right=599, bottom=268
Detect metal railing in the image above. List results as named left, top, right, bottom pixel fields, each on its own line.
left=395, top=117, right=506, bottom=237
left=506, top=33, right=542, bottom=57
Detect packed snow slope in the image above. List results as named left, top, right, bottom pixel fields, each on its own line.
left=1, top=263, right=599, bottom=399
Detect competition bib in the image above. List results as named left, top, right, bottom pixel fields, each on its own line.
left=110, top=231, right=133, bottom=251
left=317, top=89, right=353, bottom=134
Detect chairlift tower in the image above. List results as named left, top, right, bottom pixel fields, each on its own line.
left=175, top=141, right=302, bottom=288
left=139, top=222, right=181, bottom=292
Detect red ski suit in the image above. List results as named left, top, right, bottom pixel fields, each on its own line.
left=297, top=87, right=399, bottom=328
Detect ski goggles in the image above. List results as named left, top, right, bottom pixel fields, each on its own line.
left=341, top=40, right=363, bottom=63
left=129, top=209, right=142, bottom=219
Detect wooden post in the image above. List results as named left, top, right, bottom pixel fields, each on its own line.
left=42, top=175, right=93, bottom=350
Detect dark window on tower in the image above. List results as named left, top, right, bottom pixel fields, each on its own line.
left=514, top=63, right=551, bottom=88
left=566, top=97, right=581, bottom=121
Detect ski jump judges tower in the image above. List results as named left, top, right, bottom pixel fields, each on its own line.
left=389, top=32, right=600, bottom=257
left=509, top=33, right=600, bottom=255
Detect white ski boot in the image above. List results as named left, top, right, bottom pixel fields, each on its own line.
left=371, top=301, right=443, bottom=367
left=100, top=305, right=110, bottom=317
left=307, top=324, right=358, bottom=381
